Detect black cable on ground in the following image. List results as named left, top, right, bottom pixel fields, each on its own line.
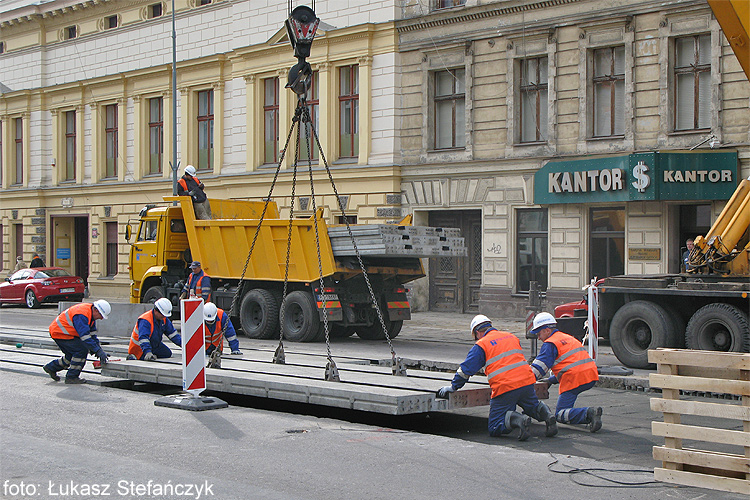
left=546, top=453, right=663, bottom=488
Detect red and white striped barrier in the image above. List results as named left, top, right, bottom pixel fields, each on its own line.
left=587, top=279, right=599, bottom=360
left=181, top=298, right=206, bottom=395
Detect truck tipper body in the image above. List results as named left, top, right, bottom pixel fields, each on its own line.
left=128, top=196, right=464, bottom=342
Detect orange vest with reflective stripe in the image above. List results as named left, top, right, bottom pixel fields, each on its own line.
left=205, top=309, right=227, bottom=351
left=187, top=272, right=210, bottom=301
left=546, top=331, right=599, bottom=393
left=129, top=311, right=158, bottom=356
left=476, top=329, right=536, bottom=398
left=178, top=176, right=201, bottom=193
left=50, top=303, right=95, bottom=340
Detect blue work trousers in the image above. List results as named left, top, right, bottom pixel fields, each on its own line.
left=139, top=342, right=174, bottom=360
left=44, top=338, right=89, bottom=380
left=555, top=381, right=596, bottom=424
left=488, top=384, right=544, bottom=437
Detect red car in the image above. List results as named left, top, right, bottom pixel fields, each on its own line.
left=1, top=267, right=85, bottom=308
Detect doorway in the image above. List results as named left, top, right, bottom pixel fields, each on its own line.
left=428, top=210, right=481, bottom=313
left=52, top=216, right=89, bottom=285
left=678, top=204, right=711, bottom=271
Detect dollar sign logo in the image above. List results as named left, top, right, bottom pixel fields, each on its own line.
left=632, top=161, right=650, bottom=193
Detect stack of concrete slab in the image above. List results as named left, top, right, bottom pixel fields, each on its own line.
left=328, top=225, right=466, bottom=258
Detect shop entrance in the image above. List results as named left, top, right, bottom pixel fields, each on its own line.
left=678, top=204, right=712, bottom=272
left=428, top=210, right=481, bottom=313
left=52, top=216, right=90, bottom=285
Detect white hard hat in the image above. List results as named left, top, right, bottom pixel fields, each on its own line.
left=185, top=165, right=196, bottom=176
left=93, top=300, right=111, bottom=320
left=531, top=312, right=557, bottom=334
left=204, top=302, right=218, bottom=322
left=154, top=297, right=172, bottom=317
left=470, top=314, right=492, bottom=335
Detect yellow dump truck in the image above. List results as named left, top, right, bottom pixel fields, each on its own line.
left=127, top=196, right=464, bottom=342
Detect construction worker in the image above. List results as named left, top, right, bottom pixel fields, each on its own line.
left=43, top=300, right=111, bottom=384
left=529, top=312, right=603, bottom=433
left=437, top=315, right=557, bottom=441
left=203, top=302, right=242, bottom=356
left=180, top=261, right=211, bottom=301
left=177, top=164, right=211, bottom=220
left=127, top=298, right=182, bottom=360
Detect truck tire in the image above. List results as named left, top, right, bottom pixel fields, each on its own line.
left=143, top=286, right=166, bottom=304
left=329, top=324, right=356, bottom=338
left=280, top=291, right=322, bottom=342
left=685, top=303, right=749, bottom=352
left=356, top=318, right=403, bottom=340
left=240, top=289, right=280, bottom=339
left=609, top=300, right=680, bottom=369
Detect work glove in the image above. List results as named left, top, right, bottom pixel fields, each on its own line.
left=436, top=385, right=455, bottom=399
left=143, top=352, right=157, bottom=361
left=229, top=350, right=243, bottom=356
left=96, top=349, right=109, bottom=365
left=544, top=377, right=558, bottom=386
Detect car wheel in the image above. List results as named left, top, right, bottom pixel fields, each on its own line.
left=25, top=290, right=40, bottom=309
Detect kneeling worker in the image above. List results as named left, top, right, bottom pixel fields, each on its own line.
left=437, top=315, right=557, bottom=441
left=204, top=302, right=242, bottom=356
left=43, top=300, right=111, bottom=384
left=128, top=298, right=182, bottom=360
left=529, top=312, right=602, bottom=432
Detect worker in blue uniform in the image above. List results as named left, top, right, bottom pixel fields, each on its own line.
left=436, top=315, right=557, bottom=441
left=127, top=298, right=182, bottom=360
left=203, top=302, right=242, bottom=356
left=180, top=261, right=211, bottom=301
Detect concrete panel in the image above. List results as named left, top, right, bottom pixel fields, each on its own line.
left=57, top=301, right=152, bottom=338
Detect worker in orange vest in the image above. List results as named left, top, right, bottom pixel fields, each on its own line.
left=529, top=312, right=602, bottom=432
left=127, top=298, right=182, bottom=360
left=43, top=300, right=111, bottom=384
left=177, top=164, right=211, bottom=219
left=437, top=315, right=557, bottom=441
left=180, top=261, right=211, bottom=301
left=203, top=302, right=242, bottom=356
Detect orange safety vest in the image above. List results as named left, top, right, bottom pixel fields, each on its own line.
left=178, top=176, right=201, bottom=193
left=187, top=272, right=211, bottom=301
left=205, top=309, right=227, bottom=351
left=128, top=310, right=161, bottom=357
left=546, top=331, right=599, bottom=393
left=476, top=329, right=536, bottom=398
left=50, top=303, right=95, bottom=340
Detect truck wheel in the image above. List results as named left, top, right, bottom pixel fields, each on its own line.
left=685, top=303, right=749, bottom=352
left=240, top=289, right=280, bottom=339
left=280, top=291, right=322, bottom=342
left=609, top=300, right=680, bottom=369
left=329, top=324, right=356, bottom=338
left=356, top=317, right=403, bottom=340
left=142, top=286, right=166, bottom=304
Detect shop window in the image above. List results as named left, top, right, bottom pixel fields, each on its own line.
left=148, top=97, right=163, bottom=174
left=105, top=104, right=118, bottom=178
left=592, top=46, right=624, bottom=137
left=64, top=110, right=76, bottom=181
left=105, top=222, right=118, bottom=277
left=590, top=208, right=625, bottom=279
left=674, top=34, right=710, bottom=131
left=298, top=71, right=319, bottom=161
left=434, top=68, right=465, bottom=150
left=517, top=209, right=548, bottom=292
left=197, top=89, right=214, bottom=171
left=519, top=56, right=548, bottom=143
left=339, top=65, right=359, bottom=158
left=263, top=77, right=279, bottom=164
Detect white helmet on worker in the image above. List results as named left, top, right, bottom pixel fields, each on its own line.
left=185, top=165, right=196, bottom=176
left=154, top=297, right=172, bottom=317
left=204, top=302, right=218, bottom=323
left=530, top=312, right=557, bottom=335
left=93, top=299, right=111, bottom=320
left=470, top=314, right=492, bottom=335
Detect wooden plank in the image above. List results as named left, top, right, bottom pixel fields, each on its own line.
left=650, top=398, right=750, bottom=421
left=649, top=373, right=750, bottom=396
left=649, top=349, right=750, bottom=370
left=653, top=446, right=750, bottom=474
left=654, top=468, right=750, bottom=495
left=652, top=421, right=750, bottom=447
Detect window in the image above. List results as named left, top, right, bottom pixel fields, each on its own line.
left=434, top=0, right=465, bottom=9
left=339, top=65, right=359, bottom=158
left=298, top=71, right=319, bottom=161
left=149, top=3, right=163, bottom=18
left=517, top=209, right=548, bottom=292
left=0, top=224, right=3, bottom=271
left=593, top=46, right=625, bottom=137
left=336, top=214, right=357, bottom=225
left=434, top=69, right=466, bottom=149
left=0, top=121, right=3, bottom=186
left=199, top=0, right=212, bottom=5
left=64, top=26, right=77, bottom=40
left=64, top=110, right=76, bottom=181
left=148, top=97, right=163, bottom=174
left=105, top=15, right=118, bottom=29
left=138, top=220, right=158, bottom=241
left=105, top=222, right=118, bottom=277
left=15, top=224, right=23, bottom=262
left=263, top=77, right=279, bottom=164
left=197, top=89, right=214, bottom=171
left=519, top=56, right=548, bottom=143
left=590, top=208, right=625, bottom=278
left=675, top=34, right=710, bottom=131
left=0, top=42, right=5, bottom=54
left=105, top=104, right=118, bottom=178
left=14, top=117, right=22, bottom=185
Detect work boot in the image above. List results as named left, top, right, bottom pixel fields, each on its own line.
left=126, top=354, right=136, bottom=360
left=506, top=411, right=532, bottom=441
left=64, top=377, right=87, bottom=385
left=586, top=407, right=603, bottom=433
left=536, top=402, right=558, bottom=437
left=43, top=365, right=60, bottom=382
